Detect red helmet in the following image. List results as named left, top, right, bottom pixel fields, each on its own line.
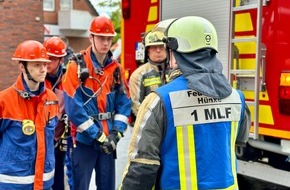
left=89, top=16, right=117, bottom=36
left=43, top=36, right=67, bottom=57
left=12, top=40, right=50, bottom=62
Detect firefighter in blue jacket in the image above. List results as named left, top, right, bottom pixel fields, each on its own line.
left=0, top=40, right=59, bottom=190
left=44, top=36, right=69, bottom=190
left=62, top=16, right=132, bottom=190
left=119, top=16, right=251, bottom=190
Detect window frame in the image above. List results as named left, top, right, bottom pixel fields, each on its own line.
left=60, top=0, right=73, bottom=10
left=43, top=0, right=55, bottom=12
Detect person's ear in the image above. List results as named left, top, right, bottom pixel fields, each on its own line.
left=19, top=63, right=25, bottom=71
left=89, top=34, right=94, bottom=42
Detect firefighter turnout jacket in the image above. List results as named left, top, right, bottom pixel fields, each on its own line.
left=129, top=60, right=167, bottom=117
left=120, top=69, right=250, bottom=190
left=45, top=65, right=67, bottom=142
left=0, top=74, right=59, bottom=190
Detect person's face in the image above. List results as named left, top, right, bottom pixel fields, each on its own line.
left=25, top=61, right=48, bottom=82
left=90, top=35, right=113, bottom=54
left=147, top=45, right=167, bottom=63
left=169, top=50, right=178, bottom=69
left=47, top=56, right=63, bottom=75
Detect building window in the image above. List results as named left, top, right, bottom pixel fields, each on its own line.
left=60, top=0, right=73, bottom=10
left=43, top=0, right=55, bottom=12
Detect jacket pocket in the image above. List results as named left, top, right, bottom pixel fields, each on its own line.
left=0, top=160, right=32, bottom=174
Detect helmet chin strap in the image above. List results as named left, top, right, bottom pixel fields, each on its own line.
left=23, top=64, right=38, bottom=83
left=91, top=35, right=106, bottom=67
left=51, top=59, right=62, bottom=76
left=92, top=35, right=98, bottom=54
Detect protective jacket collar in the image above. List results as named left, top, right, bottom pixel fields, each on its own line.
left=173, top=49, right=232, bottom=99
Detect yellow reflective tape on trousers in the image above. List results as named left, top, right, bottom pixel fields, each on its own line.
left=176, top=125, right=198, bottom=190
left=143, top=77, right=161, bottom=87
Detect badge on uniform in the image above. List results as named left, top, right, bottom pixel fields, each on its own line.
left=22, top=119, right=35, bottom=135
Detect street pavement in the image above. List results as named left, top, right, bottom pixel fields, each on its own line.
left=88, top=127, right=133, bottom=190
left=65, top=126, right=289, bottom=190
left=64, top=127, right=133, bottom=190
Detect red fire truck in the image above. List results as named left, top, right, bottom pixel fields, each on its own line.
left=121, top=0, right=290, bottom=186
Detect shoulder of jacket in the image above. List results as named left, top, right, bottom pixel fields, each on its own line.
left=132, top=63, right=152, bottom=74
left=0, top=87, right=15, bottom=100
left=45, top=88, right=58, bottom=98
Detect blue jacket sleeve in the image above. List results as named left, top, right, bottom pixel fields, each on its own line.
left=63, top=62, right=100, bottom=142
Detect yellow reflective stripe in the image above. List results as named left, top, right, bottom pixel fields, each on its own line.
left=165, top=74, right=169, bottom=82
left=143, top=77, right=161, bottom=87
left=176, top=125, right=198, bottom=190
left=176, top=123, right=239, bottom=190
left=229, top=121, right=238, bottom=190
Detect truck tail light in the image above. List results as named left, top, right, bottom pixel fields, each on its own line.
left=279, top=72, right=290, bottom=115
left=122, top=0, right=131, bottom=20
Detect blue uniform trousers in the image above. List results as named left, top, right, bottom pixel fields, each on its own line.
left=52, top=144, right=66, bottom=190
left=71, top=141, right=115, bottom=190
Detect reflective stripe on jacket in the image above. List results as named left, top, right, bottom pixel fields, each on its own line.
left=156, top=76, right=243, bottom=189
left=63, top=46, right=132, bottom=144
left=129, top=62, right=167, bottom=117
left=121, top=73, right=249, bottom=190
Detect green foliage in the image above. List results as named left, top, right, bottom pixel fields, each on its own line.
left=111, top=9, right=121, bottom=43
left=98, top=0, right=120, bottom=8
left=97, top=0, right=121, bottom=44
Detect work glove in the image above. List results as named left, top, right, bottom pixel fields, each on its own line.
left=101, top=128, right=123, bottom=154
left=59, top=115, right=70, bottom=151
left=96, top=131, right=107, bottom=144
left=59, top=138, right=68, bottom=151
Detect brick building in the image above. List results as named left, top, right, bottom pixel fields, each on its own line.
left=44, top=0, right=98, bottom=53
left=0, top=0, right=44, bottom=90
left=0, top=0, right=98, bottom=90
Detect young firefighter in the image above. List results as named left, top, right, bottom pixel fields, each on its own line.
left=60, top=36, right=74, bottom=67
left=129, top=30, right=168, bottom=123
left=0, top=40, right=59, bottom=190
left=119, top=16, right=251, bottom=190
left=62, top=16, right=132, bottom=190
left=43, top=36, right=69, bottom=190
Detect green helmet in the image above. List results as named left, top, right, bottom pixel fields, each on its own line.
left=144, top=30, right=165, bottom=47
left=154, top=16, right=218, bottom=53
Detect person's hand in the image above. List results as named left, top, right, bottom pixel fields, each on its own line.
left=59, top=137, right=68, bottom=151
left=101, top=128, right=123, bottom=154
left=96, top=131, right=107, bottom=144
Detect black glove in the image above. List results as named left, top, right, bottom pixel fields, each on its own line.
left=59, top=115, right=70, bottom=151
left=101, top=128, right=123, bottom=154
left=59, top=138, right=68, bottom=151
